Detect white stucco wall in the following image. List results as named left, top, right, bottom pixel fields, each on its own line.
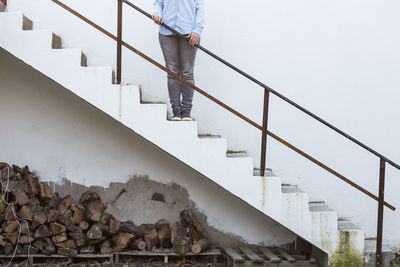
left=0, top=47, right=297, bottom=247
left=5, top=0, right=400, bottom=247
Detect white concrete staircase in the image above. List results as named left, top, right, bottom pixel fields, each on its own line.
left=0, top=10, right=364, bottom=256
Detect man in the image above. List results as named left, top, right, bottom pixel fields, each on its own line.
left=152, top=0, right=205, bottom=121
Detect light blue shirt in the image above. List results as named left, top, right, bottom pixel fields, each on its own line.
left=154, top=0, right=205, bottom=36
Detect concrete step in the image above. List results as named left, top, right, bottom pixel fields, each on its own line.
left=337, top=220, right=364, bottom=253
left=0, top=11, right=32, bottom=31
left=50, top=49, right=87, bottom=67
left=309, top=205, right=338, bottom=254
left=226, top=150, right=248, bottom=158
left=253, top=168, right=274, bottom=177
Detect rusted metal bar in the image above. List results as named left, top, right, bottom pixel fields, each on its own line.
left=376, top=159, right=386, bottom=267
left=116, top=0, right=123, bottom=84
left=260, top=90, right=270, bottom=177
left=50, top=0, right=397, bottom=212
left=267, top=131, right=395, bottom=211
left=121, top=0, right=400, bottom=172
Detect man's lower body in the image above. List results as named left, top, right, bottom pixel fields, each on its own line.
left=159, top=33, right=198, bottom=120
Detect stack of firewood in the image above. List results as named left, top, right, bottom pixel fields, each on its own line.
left=0, top=163, right=210, bottom=257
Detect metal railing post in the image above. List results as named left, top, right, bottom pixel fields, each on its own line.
left=116, top=0, right=123, bottom=84
left=376, top=158, right=386, bottom=267
left=260, top=89, right=270, bottom=177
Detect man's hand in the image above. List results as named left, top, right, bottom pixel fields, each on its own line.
left=187, top=32, right=200, bottom=46
left=152, top=14, right=163, bottom=25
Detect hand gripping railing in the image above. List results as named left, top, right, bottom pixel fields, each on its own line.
left=51, top=0, right=398, bottom=265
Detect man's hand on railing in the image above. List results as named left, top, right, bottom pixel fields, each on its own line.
left=152, top=14, right=163, bottom=25
left=187, top=32, right=200, bottom=46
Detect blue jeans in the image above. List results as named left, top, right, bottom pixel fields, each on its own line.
left=159, top=33, right=198, bottom=117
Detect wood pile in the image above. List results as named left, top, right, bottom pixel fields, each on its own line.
left=0, top=163, right=211, bottom=257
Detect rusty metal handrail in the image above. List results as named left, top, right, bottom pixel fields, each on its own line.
left=50, top=1, right=397, bottom=265
left=123, top=0, right=400, bottom=173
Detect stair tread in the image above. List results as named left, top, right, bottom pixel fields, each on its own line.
left=338, top=221, right=360, bottom=231
left=309, top=205, right=335, bottom=212
left=281, top=185, right=304, bottom=193
left=226, top=151, right=247, bottom=158
left=198, top=134, right=221, bottom=139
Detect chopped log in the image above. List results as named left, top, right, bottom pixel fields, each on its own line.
left=79, top=220, right=89, bottom=231
left=16, top=244, right=23, bottom=255
left=3, top=240, right=14, bottom=255
left=52, top=232, right=68, bottom=243
left=12, top=191, right=29, bottom=205
left=23, top=244, right=39, bottom=255
left=119, top=221, right=137, bottom=234
left=12, top=164, right=23, bottom=173
left=21, top=165, right=30, bottom=175
left=57, top=195, right=74, bottom=212
left=113, top=232, right=134, bottom=251
left=109, top=218, right=121, bottom=234
left=5, top=203, right=17, bottom=221
left=144, top=228, right=158, bottom=250
left=0, top=235, right=4, bottom=246
left=130, top=238, right=146, bottom=250
left=48, top=209, right=61, bottom=223
left=191, top=238, right=210, bottom=254
left=19, top=234, right=35, bottom=244
left=87, top=223, right=108, bottom=240
left=2, top=179, right=28, bottom=193
left=171, top=222, right=187, bottom=245
left=55, top=239, right=76, bottom=249
left=31, top=208, right=48, bottom=229
left=58, top=209, right=73, bottom=227
left=18, top=205, right=34, bottom=221
left=25, top=173, right=40, bottom=197
left=100, top=240, right=113, bottom=254
left=156, top=219, right=171, bottom=248
left=33, top=237, right=55, bottom=255
left=50, top=222, right=67, bottom=235
left=0, top=162, right=10, bottom=170
left=80, top=244, right=95, bottom=254
left=88, top=236, right=106, bottom=245
left=85, top=198, right=104, bottom=222
left=99, top=212, right=113, bottom=225
left=0, top=213, right=4, bottom=224
left=174, top=239, right=190, bottom=255
left=3, top=220, right=19, bottom=233
left=136, top=224, right=156, bottom=236
left=3, top=232, right=18, bottom=244
left=34, top=224, right=52, bottom=238
left=58, top=247, right=78, bottom=257
left=20, top=222, right=30, bottom=234
left=0, top=199, right=6, bottom=213
left=72, top=208, right=84, bottom=225
left=180, top=209, right=207, bottom=242
left=79, top=191, right=104, bottom=222
left=39, top=182, right=52, bottom=202
left=48, top=192, right=60, bottom=209
left=171, top=222, right=190, bottom=255
left=68, top=225, right=87, bottom=247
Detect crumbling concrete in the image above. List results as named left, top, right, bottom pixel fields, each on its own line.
left=50, top=176, right=251, bottom=248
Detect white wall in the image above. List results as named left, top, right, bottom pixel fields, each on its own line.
left=0, top=47, right=296, bottom=247
left=6, top=0, right=400, bottom=247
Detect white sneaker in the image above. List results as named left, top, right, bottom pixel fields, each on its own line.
left=171, top=117, right=182, bottom=121
left=182, top=117, right=193, bottom=121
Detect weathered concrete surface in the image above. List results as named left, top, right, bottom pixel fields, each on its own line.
left=51, top=176, right=248, bottom=248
